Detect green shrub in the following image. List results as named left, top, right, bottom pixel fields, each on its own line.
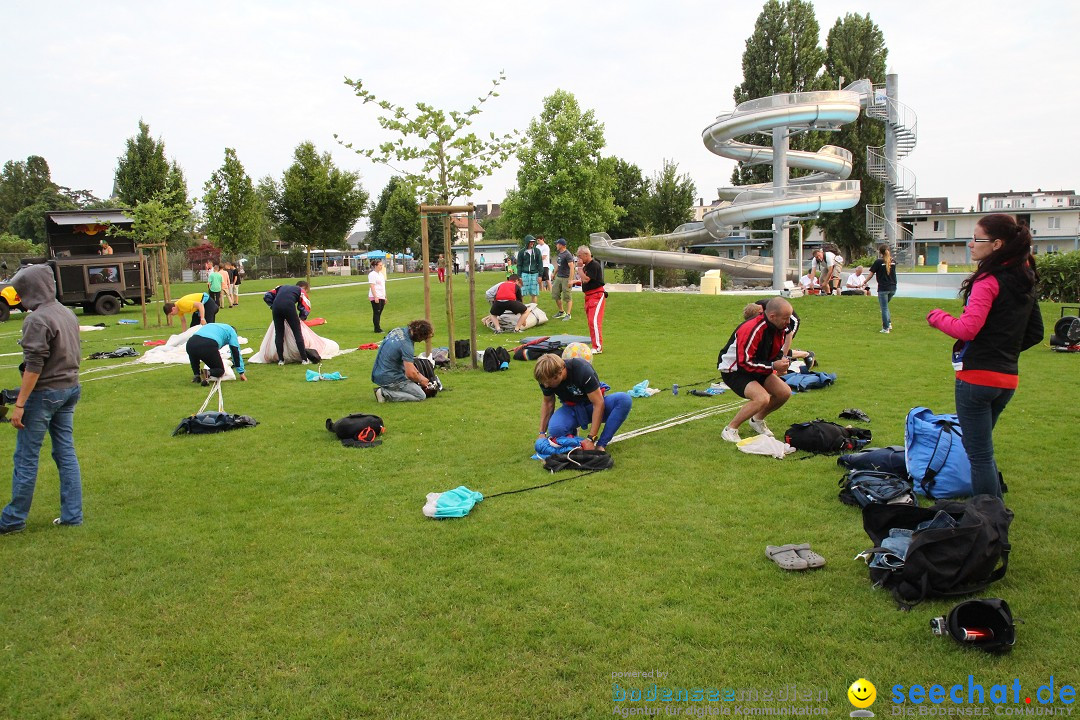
left=0, top=233, right=42, bottom=254
left=848, top=253, right=877, bottom=269
left=1036, top=250, right=1080, bottom=302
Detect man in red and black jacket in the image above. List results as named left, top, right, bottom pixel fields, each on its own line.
left=484, top=275, right=530, bottom=333
left=716, top=297, right=794, bottom=442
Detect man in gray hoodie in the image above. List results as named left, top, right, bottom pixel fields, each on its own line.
left=1, top=264, right=83, bottom=534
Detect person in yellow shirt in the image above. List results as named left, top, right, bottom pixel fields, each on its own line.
left=163, top=292, right=218, bottom=330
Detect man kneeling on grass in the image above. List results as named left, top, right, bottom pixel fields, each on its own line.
left=372, top=319, right=435, bottom=403
left=534, top=353, right=631, bottom=452
left=718, top=297, right=793, bottom=442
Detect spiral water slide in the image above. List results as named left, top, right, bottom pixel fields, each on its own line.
left=590, top=86, right=867, bottom=280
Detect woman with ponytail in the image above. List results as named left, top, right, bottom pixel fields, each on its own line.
left=866, top=243, right=897, bottom=332
left=926, top=214, right=1044, bottom=497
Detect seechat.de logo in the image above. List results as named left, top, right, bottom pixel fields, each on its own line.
left=848, top=678, right=877, bottom=717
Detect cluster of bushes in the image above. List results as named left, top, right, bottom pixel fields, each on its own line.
left=1036, top=250, right=1080, bottom=302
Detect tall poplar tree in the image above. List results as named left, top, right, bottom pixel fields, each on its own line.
left=817, top=12, right=888, bottom=258
left=202, top=148, right=260, bottom=256
left=731, top=0, right=827, bottom=188
left=113, top=120, right=170, bottom=206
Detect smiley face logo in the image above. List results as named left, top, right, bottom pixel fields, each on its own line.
left=848, top=678, right=877, bottom=709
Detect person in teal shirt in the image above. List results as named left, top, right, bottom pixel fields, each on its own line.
left=187, top=323, right=247, bottom=384
left=207, top=263, right=224, bottom=309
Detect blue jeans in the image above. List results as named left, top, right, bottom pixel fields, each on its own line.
left=548, top=392, right=632, bottom=447
left=954, top=379, right=1014, bottom=498
left=2, top=385, right=83, bottom=529
left=877, top=290, right=895, bottom=330
left=379, top=380, right=426, bottom=402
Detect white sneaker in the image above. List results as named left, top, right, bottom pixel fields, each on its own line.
left=721, top=426, right=741, bottom=443
left=879, top=328, right=890, bottom=334
left=374, top=388, right=386, bottom=403
left=748, top=417, right=774, bottom=437
left=278, top=360, right=285, bottom=366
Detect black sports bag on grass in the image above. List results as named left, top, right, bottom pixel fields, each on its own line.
left=861, top=495, right=1012, bottom=609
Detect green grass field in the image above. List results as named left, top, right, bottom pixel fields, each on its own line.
left=1, top=272, right=1077, bottom=718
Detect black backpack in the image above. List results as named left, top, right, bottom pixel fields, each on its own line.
left=785, top=419, right=871, bottom=454
left=482, top=347, right=511, bottom=372
left=839, top=470, right=917, bottom=508
left=326, top=413, right=385, bottom=447
left=543, top=448, right=614, bottom=472
left=454, top=339, right=471, bottom=359
left=512, top=340, right=565, bottom=361
left=413, top=357, right=442, bottom=395
left=932, top=598, right=1017, bottom=653
left=861, top=495, right=1013, bottom=608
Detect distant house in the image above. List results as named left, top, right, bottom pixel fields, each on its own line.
left=977, top=189, right=1079, bottom=212
left=900, top=193, right=1080, bottom=264
left=346, top=231, right=369, bottom=250
left=451, top=215, right=485, bottom=244
left=473, top=202, right=501, bottom=221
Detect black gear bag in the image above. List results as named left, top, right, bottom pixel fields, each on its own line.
left=861, top=495, right=1013, bottom=608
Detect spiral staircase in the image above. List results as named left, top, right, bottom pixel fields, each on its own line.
left=865, top=89, right=918, bottom=243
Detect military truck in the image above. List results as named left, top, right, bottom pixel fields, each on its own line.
left=0, top=209, right=154, bottom=322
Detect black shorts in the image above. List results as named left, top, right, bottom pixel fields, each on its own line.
left=721, top=370, right=770, bottom=399
left=490, top=300, right=527, bottom=316
left=540, top=267, right=550, bottom=281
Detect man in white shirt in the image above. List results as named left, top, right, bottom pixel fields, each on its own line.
left=843, top=266, right=871, bottom=295
left=811, top=248, right=843, bottom=295
left=536, top=235, right=552, bottom=292
left=799, top=272, right=820, bottom=293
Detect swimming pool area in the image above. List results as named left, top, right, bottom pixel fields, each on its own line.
left=889, top=272, right=964, bottom=299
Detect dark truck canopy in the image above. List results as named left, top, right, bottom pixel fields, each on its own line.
left=45, top=210, right=135, bottom=257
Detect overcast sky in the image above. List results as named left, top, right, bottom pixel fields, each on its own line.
left=3, top=0, right=1077, bottom=229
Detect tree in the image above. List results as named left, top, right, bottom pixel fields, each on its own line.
left=254, top=176, right=282, bottom=254
left=368, top=177, right=420, bottom=256
left=0, top=156, right=53, bottom=232
left=202, top=148, right=260, bottom=257
left=817, top=12, right=888, bottom=258
left=381, top=183, right=423, bottom=256
left=479, top=212, right=511, bottom=241
left=731, top=0, right=827, bottom=188
left=107, top=195, right=191, bottom=250
left=8, top=187, right=79, bottom=245
left=336, top=72, right=520, bottom=208
left=606, top=158, right=649, bottom=239
left=500, top=90, right=619, bottom=247
left=0, top=232, right=41, bottom=254
left=275, top=142, right=368, bottom=258
left=645, top=159, right=696, bottom=234
left=113, top=120, right=171, bottom=206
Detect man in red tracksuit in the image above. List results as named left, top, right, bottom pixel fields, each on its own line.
left=716, top=297, right=794, bottom=442
left=576, top=245, right=606, bottom=354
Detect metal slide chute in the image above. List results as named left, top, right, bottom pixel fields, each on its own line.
left=591, top=88, right=867, bottom=280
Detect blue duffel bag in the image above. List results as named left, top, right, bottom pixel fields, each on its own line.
left=904, top=407, right=973, bottom=499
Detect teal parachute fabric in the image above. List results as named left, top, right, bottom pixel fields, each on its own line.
left=423, top=486, right=484, bottom=518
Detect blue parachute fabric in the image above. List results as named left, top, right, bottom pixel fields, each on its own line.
left=532, top=434, right=584, bottom=460
left=782, top=369, right=837, bottom=392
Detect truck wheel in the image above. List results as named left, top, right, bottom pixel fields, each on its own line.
left=94, top=295, right=121, bottom=315
left=0, top=302, right=9, bottom=323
